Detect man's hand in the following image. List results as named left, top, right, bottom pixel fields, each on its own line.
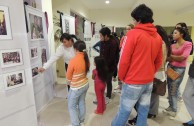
left=38, top=68, right=45, bottom=73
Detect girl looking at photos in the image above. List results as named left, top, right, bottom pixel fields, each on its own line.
left=163, top=27, right=192, bottom=118
left=66, top=41, right=90, bottom=126
left=38, top=33, right=78, bottom=91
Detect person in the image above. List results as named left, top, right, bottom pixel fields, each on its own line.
left=92, top=41, right=101, bottom=53
left=127, top=25, right=170, bottom=125
left=119, top=24, right=134, bottom=49
left=38, top=33, right=77, bottom=91
left=92, top=56, right=108, bottom=115
left=164, top=27, right=192, bottom=118
left=182, top=58, right=194, bottom=126
left=114, top=24, right=134, bottom=92
left=66, top=41, right=90, bottom=126
left=174, top=22, right=193, bottom=102
left=99, top=27, right=118, bottom=101
left=112, top=32, right=120, bottom=82
left=111, top=4, right=163, bottom=126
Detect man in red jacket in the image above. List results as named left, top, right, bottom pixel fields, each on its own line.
left=112, top=4, right=162, bottom=126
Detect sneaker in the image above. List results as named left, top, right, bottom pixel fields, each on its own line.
left=166, top=111, right=176, bottom=117
left=114, top=85, right=121, bottom=90
left=183, top=120, right=194, bottom=126
left=105, top=97, right=111, bottom=104
left=113, top=77, right=117, bottom=82
left=93, top=100, right=97, bottom=105
left=163, top=106, right=173, bottom=113
left=127, top=117, right=137, bottom=125
left=178, top=96, right=183, bottom=102
left=147, top=114, right=156, bottom=118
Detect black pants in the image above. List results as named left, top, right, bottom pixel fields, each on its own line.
left=106, top=72, right=113, bottom=99
left=113, top=68, right=118, bottom=78
left=65, top=63, right=70, bottom=91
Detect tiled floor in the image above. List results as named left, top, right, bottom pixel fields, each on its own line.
left=38, top=64, right=192, bottom=126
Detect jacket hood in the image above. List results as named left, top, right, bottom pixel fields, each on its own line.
left=134, top=23, right=157, bottom=36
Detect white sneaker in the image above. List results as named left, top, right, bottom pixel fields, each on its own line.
left=166, top=111, right=176, bottom=117
left=105, top=97, right=112, bottom=104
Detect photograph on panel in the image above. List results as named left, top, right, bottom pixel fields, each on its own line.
left=0, top=49, right=23, bottom=68
left=29, top=13, right=44, bottom=40
left=0, top=6, right=12, bottom=39
left=32, top=66, right=39, bottom=78
left=64, top=19, right=70, bottom=34
left=3, top=70, right=25, bottom=90
left=30, top=46, right=38, bottom=59
left=41, top=46, right=47, bottom=66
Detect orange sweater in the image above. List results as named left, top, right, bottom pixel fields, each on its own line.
left=66, top=53, right=88, bottom=88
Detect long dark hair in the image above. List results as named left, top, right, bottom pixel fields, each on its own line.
left=73, top=41, right=89, bottom=73
left=155, top=25, right=171, bottom=57
left=94, top=56, right=108, bottom=82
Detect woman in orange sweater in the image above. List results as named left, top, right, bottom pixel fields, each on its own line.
left=66, top=41, right=90, bottom=126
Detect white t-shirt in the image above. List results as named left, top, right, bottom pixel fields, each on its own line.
left=43, top=44, right=75, bottom=69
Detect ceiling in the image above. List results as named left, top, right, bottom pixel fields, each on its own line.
left=80, top=0, right=194, bottom=13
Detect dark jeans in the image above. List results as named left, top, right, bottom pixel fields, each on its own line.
left=113, top=68, right=117, bottom=78
left=106, top=72, right=113, bottom=99
left=65, top=63, right=70, bottom=91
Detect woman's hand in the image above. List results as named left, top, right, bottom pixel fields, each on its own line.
left=166, top=56, right=173, bottom=62
left=38, top=68, right=45, bottom=73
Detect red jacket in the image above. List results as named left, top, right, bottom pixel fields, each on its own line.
left=118, top=23, right=163, bottom=84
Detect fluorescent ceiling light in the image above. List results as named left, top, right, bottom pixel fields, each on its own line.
left=105, top=0, right=110, bottom=4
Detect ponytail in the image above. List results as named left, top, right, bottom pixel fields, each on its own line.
left=73, top=41, right=90, bottom=73
left=83, top=51, right=89, bottom=73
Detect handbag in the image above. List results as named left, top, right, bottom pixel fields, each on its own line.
left=166, top=67, right=180, bottom=81
left=152, top=78, right=166, bottom=96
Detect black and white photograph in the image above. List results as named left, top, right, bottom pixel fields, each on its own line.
left=0, top=6, right=12, bottom=40
left=64, top=19, right=70, bottom=33
left=32, top=66, right=39, bottom=78
left=0, top=49, right=23, bottom=68
left=62, top=15, right=75, bottom=35
left=30, top=46, right=38, bottom=59
left=41, top=47, right=47, bottom=66
left=3, top=70, right=25, bottom=90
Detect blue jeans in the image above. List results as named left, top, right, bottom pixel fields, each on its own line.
left=112, top=83, right=153, bottom=126
left=183, top=77, right=194, bottom=122
left=68, top=84, right=89, bottom=126
left=167, top=65, right=185, bottom=112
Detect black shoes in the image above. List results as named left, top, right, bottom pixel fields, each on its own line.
left=183, top=123, right=194, bottom=126
left=147, top=114, right=156, bottom=118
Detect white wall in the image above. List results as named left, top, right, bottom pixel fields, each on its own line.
left=89, top=8, right=194, bottom=27
left=89, top=8, right=131, bottom=27
left=52, top=0, right=90, bottom=18
left=153, top=10, right=194, bottom=26
left=0, top=0, right=38, bottom=126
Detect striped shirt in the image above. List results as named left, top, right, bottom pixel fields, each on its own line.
left=66, top=52, right=88, bottom=89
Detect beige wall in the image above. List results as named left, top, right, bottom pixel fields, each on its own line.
left=89, top=8, right=131, bottom=27
left=89, top=8, right=194, bottom=27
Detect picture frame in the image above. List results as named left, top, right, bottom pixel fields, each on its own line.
left=41, top=46, right=47, bottom=66
left=0, top=49, right=23, bottom=68
left=32, top=65, right=39, bottom=78
left=3, top=70, right=25, bottom=90
left=0, top=6, right=12, bottom=40
left=62, top=15, right=75, bottom=35
left=25, top=6, right=46, bottom=41
left=30, top=46, right=38, bottom=59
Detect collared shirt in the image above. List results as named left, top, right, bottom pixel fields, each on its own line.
left=43, top=44, right=75, bottom=69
